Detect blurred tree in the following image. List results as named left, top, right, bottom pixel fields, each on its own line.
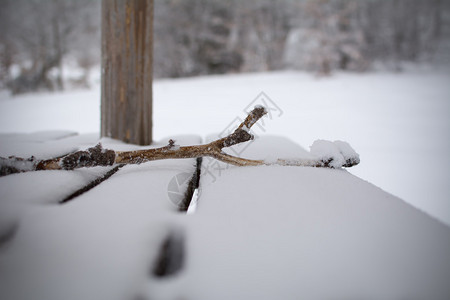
left=101, top=0, right=153, bottom=145
left=1, top=0, right=449, bottom=91
left=0, top=0, right=99, bottom=94
left=194, top=1, right=243, bottom=74
left=236, top=0, right=292, bottom=71
left=0, top=0, right=14, bottom=89
left=285, top=0, right=366, bottom=75
left=153, top=0, right=242, bottom=77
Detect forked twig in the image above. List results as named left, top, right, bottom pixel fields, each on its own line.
left=0, top=106, right=359, bottom=176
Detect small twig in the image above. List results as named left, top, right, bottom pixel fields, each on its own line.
left=0, top=106, right=359, bottom=176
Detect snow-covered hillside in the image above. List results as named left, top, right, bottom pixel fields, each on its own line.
left=1, top=69, right=449, bottom=226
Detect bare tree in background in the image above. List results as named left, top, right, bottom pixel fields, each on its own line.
left=235, top=0, right=292, bottom=72
left=153, top=0, right=242, bottom=77
left=101, top=0, right=153, bottom=146
left=0, top=0, right=14, bottom=89
left=285, top=0, right=366, bottom=75
left=1, top=0, right=449, bottom=92
left=0, top=0, right=99, bottom=94
left=357, top=0, right=448, bottom=70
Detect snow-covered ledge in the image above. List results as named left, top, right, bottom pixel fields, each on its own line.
left=0, top=132, right=449, bottom=300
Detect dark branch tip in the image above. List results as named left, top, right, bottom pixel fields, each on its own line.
left=222, top=128, right=253, bottom=148
left=241, top=106, right=268, bottom=130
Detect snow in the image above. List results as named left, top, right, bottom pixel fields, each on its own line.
left=155, top=70, right=450, bottom=226
left=0, top=167, right=107, bottom=249
left=0, top=69, right=450, bottom=299
left=145, top=136, right=450, bottom=300
left=1, top=69, right=448, bottom=226
left=0, top=88, right=100, bottom=133
left=0, top=131, right=97, bottom=160
left=0, top=131, right=449, bottom=299
left=0, top=156, right=36, bottom=174
left=187, top=167, right=450, bottom=299
left=310, top=139, right=360, bottom=168
left=0, top=135, right=201, bottom=300
left=333, top=140, right=359, bottom=162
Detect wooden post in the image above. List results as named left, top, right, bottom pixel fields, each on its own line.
left=101, top=0, right=153, bottom=145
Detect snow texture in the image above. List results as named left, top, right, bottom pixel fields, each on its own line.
left=0, top=134, right=201, bottom=300
left=1, top=70, right=448, bottom=225
left=0, top=156, right=36, bottom=174
left=0, top=131, right=96, bottom=160
left=0, top=132, right=449, bottom=300
left=310, top=139, right=360, bottom=168
left=145, top=136, right=450, bottom=300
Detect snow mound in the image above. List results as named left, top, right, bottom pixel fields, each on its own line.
left=0, top=156, right=36, bottom=175
left=310, top=140, right=360, bottom=168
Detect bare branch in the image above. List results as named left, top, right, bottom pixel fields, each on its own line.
left=115, top=106, right=268, bottom=166
left=36, top=143, right=116, bottom=170
left=0, top=106, right=359, bottom=177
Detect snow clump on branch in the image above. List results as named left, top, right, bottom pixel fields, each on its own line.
left=310, top=140, right=360, bottom=168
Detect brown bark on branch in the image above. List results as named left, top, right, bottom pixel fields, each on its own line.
left=0, top=106, right=359, bottom=176
left=115, top=106, right=267, bottom=166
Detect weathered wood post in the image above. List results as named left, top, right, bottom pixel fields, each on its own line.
left=101, top=0, right=153, bottom=145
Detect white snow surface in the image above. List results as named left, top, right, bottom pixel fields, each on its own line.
left=162, top=168, right=450, bottom=300
left=149, top=136, right=450, bottom=299
left=0, top=132, right=449, bottom=299
left=0, top=69, right=448, bottom=225
left=1, top=69, right=450, bottom=299
left=0, top=135, right=201, bottom=300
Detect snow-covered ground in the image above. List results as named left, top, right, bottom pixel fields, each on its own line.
left=0, top=68, right=449, bottom=226
left=153, top=136, right=450, bottom=299
left=1, top=70, right=450, bottom=299
left=1, top=133, right=449, bottom=299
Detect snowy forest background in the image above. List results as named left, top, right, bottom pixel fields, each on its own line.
left=0, top=0, right=449, bottom=94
